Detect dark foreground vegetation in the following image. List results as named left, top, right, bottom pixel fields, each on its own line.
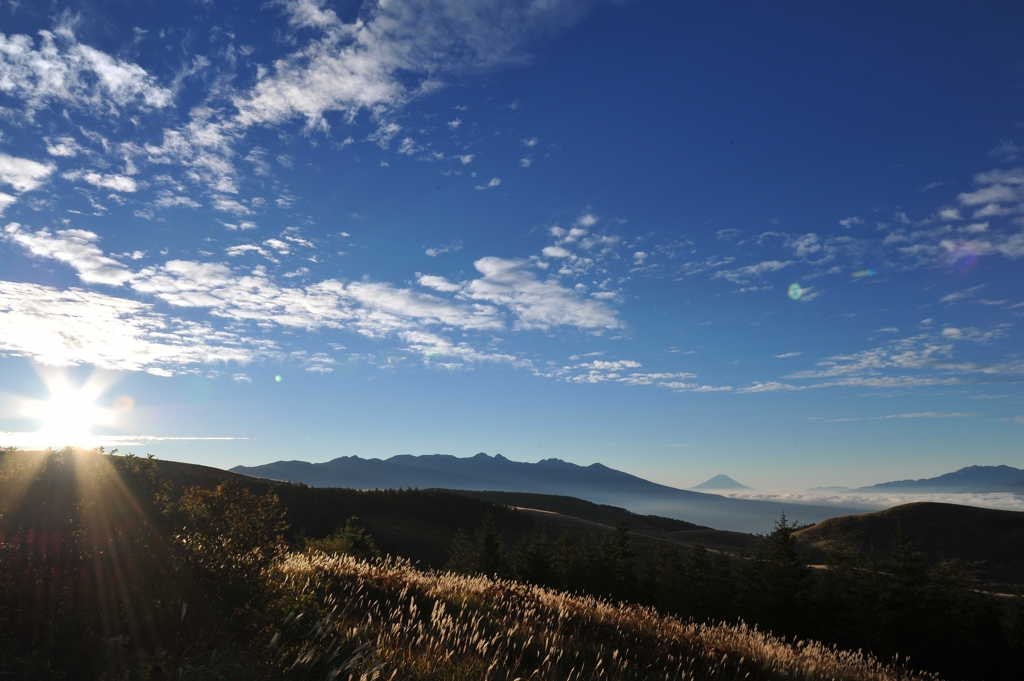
left=1, top=448, right=1022, bottom=680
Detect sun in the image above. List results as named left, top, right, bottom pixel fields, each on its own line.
left=30, top=375, right=113, bottom=448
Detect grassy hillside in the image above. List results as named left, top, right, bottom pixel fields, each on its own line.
left=793, top=502, right=1024, bottom=589
left=275, top=550, right=938, bottom=681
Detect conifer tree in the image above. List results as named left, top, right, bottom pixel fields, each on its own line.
left=514, top=532, right=554, bottom=586
left=475, top=513, right=510, bottom=577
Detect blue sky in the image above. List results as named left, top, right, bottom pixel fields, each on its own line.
left=1, top=0, right=1023, bottom=491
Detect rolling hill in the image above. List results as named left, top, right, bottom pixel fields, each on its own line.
left=150, top=457, right=747, bottom=566
left=793, top=501, right=1024, bottom=588
left=231, top=452, right=862, bottom=534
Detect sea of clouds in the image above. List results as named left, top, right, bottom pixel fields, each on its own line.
left=714, top=490, right=1024, bottom=513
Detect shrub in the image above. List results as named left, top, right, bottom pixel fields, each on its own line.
left=172, top=481, right=290, bottom=631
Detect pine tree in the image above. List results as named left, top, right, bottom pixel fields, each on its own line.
left=645, top=539, right=684, bottom=613
left=514, top=532, right=554, bottom=586
left=474, top=513, right=510, bottom=577
left=600, top=521, right=637, bottom=600
left=445, top=529, right=477, bottom=574
left=307, top=516, right=381, bottom=561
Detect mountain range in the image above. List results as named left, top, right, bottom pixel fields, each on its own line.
left=853, top=465, right=1024, bottom=494
left=231, top=453, right=858, bottom=534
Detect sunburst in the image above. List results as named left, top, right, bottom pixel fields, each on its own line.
left=4, top=371, right=132, bottom=450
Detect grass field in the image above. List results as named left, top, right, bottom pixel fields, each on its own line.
left=272, top=550, right=938, bottom=681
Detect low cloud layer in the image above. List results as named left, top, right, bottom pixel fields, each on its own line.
left=715, top=490, right=1024, bottom=514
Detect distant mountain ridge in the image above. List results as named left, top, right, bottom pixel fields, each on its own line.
left=691, top=474, right=752, bottom=490
left=231, top=453, right=861, bottom=534
left=855, top=465, right=1024, bottom=494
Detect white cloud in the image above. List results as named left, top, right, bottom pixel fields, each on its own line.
left=234, top=0, right=598, bottom=131
left=45, top=136, right=83, bottom=157
left=454, top=154, right=474, bottom=164
left=959, top=185, right=1022, bottom=207
left=127, top=107, right=241, bottom=195
left=576, top=213, right=598, bottom=227
left=519, top=156, right=532, bottom=168
left=0, top=280, right=273, bottom=374
left=523, top=138, right=538, bottom=147
left=128, top=259, right=505, bottom=338
left=424, top=239, right=463, bottom=257
left=957, top=169, right=1024, bottom=214
left=399, top=330, right=520, bottom=366
left=4, top=223, right=133, bottom=285
left=0, top=193, right=16, bottom=216
left=0, top=23, right=171, bottom=118
left=225, top=244, right=272, bottom=258
left=474, top=177, right=501, bottom=190
left=417, top=274, right=463, bottom=292
left=775, top=352, right=801, bottom=358
left=292, top=350, right=337, bottom=373
left=939, top=284, right=986, bottom=303
left=245, top=147, right=272, bottom=176
left=780, top=328, right=1016, bottom=389
left=877, top=412, right=979, bottom=419
left=661, top=383, right=733, bottom=393
left=990, top=140, right=1023, bottom=160
left=583, top=360, right=642, bottom=371
left=447, top=118, right=462, bottom=130
left=213, top=196, right=253, bottom=215
left=711, top=260, right=792, bottom=284
left=973, top=167, right=1024, bottom=185
left=398, top=138, right=422, bottom=155
left=839, top=216, right=863, bottom=228
left=737, top=381, right=805, bottom=393
left=345, top=280, right=504, bottom=336
left=63, top=170, right=138, bottom=193
left=462, top=257, right=619, bottom=331
left=154, top=191, right=201, bottom=209
left=0, top=153, right=56, bottom=192
left=542, top=245, right=572, bottom=258
left=264, top=238, right=291, bottom=254
left=787, top=233, right=831, bottom=261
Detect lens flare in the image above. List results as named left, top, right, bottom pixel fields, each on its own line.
left=788, top=283, right=803, bottom=300
left=852, top=269, right=875, bottom=279
left=113, top=395, right=135, bottom=413
left=945, top=240, right=980, bottom=275
left=275, top=375, right=283, bottom=382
